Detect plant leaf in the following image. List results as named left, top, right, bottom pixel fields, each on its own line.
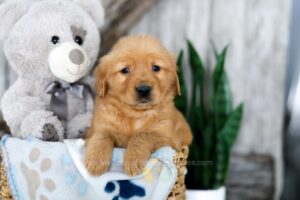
left=187, top=40, right=205, bottom=90
left=212, top=46, right=228, bottom=96
left=186, top=142, right=203, bottom=189
left=185, top=41, right=208, bottom=189
left=211, top=46, right=232, bottom=131
left=213, top=73, right=233, bottom=131
left=213, top=135, right=229, bottom=189
left=201, top=124, right=215, bottom=188
left=222, top=104, right=244, bottom=147
left=187, top=40, right=206, bottom=130
left=210, top=40, right=219, bottom=60
left=213, top=104, right=244, bottom=188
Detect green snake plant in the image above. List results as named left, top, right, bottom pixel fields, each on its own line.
left=175, top=40, right=244, bottom=189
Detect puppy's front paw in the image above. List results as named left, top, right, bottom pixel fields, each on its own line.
left=124, top=151, right=149, bottom=176
left=85, top=151, right=111, bottom=176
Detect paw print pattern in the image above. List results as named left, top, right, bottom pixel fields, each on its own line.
left=104, top=180, right=146, bottom=200
left=143, top=158, right=159, bottom=182
left=151, top=160, right=173, bottom=182
left=61, top=153, right=88, bottom=197
left=20, top=148, right=56, bottom=200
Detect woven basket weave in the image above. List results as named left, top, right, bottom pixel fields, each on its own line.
left=0, top=146, right=188, bottom=200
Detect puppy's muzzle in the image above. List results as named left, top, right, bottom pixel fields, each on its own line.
left=136, top=85, right=152, bottom=103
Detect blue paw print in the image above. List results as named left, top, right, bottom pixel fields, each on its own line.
left=61, top=154, right=88, bottom=197
left=104, top=180, right=146, bottom=200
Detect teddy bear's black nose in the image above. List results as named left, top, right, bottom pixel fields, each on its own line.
left=69, top=49, right=84, bottom=65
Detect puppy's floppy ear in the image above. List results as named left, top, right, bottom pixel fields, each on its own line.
left=170, top=54, right=181, bottom=96
left=94, top=61, right=109, bottom=98
left=173, top=70, right=181, bottom=96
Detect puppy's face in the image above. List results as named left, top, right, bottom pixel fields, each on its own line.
left=95, top=36, right=180, bottom=109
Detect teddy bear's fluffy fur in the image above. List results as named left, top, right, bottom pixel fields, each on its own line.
left=85, top=35, right=193, bottom=176
left=0, top=0, right=104, bottom=140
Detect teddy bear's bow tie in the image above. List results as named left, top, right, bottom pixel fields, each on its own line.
left=46, top=81, right=93, bottom=121
left=46, top=81, right=89, bottom=98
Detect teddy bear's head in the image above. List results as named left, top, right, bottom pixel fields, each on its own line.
left=0, top=0, right=104, bottom=83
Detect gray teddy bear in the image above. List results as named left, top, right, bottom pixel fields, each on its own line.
left=0, top=0, right=104, bottom=141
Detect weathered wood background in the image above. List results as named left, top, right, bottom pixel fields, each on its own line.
left=0, top=0, right=292, bottom=199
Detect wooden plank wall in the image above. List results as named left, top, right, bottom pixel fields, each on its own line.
left=0, top=48, right=17, bottom=98
left=0, top=0, right=5, bottom=98
left=0, top=41, right=6, bottom=98
left=130, top=0, right=291, bottom=198
left=0, top=0, right=18, bottom=98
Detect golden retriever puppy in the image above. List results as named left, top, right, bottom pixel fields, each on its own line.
left=85, top=35, right=192, bottom=176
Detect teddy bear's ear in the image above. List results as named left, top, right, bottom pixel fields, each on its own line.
left=0, top=1, right=32, bottom=41
left=71, top=0, right=105, bottom=29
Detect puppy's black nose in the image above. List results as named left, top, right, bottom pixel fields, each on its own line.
left=136, top=85, right=152, bottom=97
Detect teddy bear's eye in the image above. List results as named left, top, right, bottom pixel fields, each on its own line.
left=74, top=36, right=83, bottom=45
left=51, top=36, right=60, bottom=45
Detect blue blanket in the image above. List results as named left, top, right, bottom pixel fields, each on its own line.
left=1, top=136, right=177, bottom=200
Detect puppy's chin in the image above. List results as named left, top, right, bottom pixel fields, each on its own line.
left=120, top=93, right=162, bottom=110
left=130, top=102, right=155, bottom=110
left=124, top=99, right=156, bottom=110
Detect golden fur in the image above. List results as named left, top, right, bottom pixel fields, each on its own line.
left=85, top=35, right=193, bottom=176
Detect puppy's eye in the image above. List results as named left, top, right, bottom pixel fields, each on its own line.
left=74, top=36, right=83, bottom=45
left=120, top=67, right=130, bottom=74
left=51, top=36, right=60, bottom=44
left=152, top=65, right=161, bottom=72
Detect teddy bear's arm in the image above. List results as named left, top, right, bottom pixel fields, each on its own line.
left=1, top=79, right=64, bottom=140
left=83, top=75, right=95, bottom=112
left=66, top=113, right=92, bottom=139
left=66, top=77, right=94, bottom=139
